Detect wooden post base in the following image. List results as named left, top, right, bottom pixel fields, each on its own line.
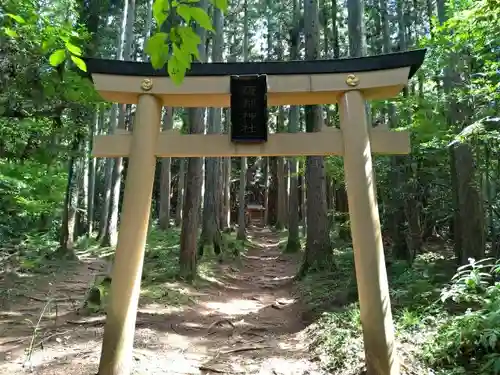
left=97, top=94, right=162, bottom=375
left=338, top=90, right=399, bottom=375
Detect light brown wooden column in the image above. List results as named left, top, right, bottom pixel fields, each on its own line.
left=338, top=90, right=399, bottom=375
left=98, top=94, right=162, bottom=375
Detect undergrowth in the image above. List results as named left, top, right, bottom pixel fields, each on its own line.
left=1, top=226, right=247, bottom=312
left=299, top=244, right=500, bottom=375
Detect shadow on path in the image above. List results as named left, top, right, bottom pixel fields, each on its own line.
left=0, top=228, right=326, bottom=375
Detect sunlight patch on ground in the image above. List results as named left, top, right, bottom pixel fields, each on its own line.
left=215, top=356, right=326, bottom=375
left=258, top=357, right=325, bottom=374
left=0, top=311, right=25, bottom=318
left=201, top=298, right=263, bottom=315
left=77, top=246, right=114, bottom=259
left=259, top=243, right=280, bottom=249
left=156, top=333, right=197, bottom=351
left=22, top=340, right=100, bottom=370
left=180, top=321, right=205, bottom=329
left=139, top=304, right=186, bottom=315
left=268, top=275, right=295, bottom=282
left=134, top=348, right=207, bottom=374
left=243, top=254, right=278, bottom=260
left=199, top=274, right=242, bottom=290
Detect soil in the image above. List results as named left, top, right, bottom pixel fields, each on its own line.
left=0, top=228, right=327, bottom=375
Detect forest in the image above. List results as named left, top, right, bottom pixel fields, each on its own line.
left=1, top=0, right=499, bottom=374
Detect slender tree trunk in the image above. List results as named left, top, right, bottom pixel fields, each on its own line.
left=237, top=0, right=249, bottom=241
left=179, top=0, right=209, bottom=280
left=59, top=132, right=82, bottom=258
left=263, top=157, right=269, bottom=225
left=159, top=108, right=174, bottom=229
left=101, top=0, right=136, bottom=247
left=175, top=157, right=186, bottom=226
left=276, top=107, right=287, bottom=230
left=199, top=7, right=224, bottom=257
left=298, top=0, right=333, bottom=277
left=87, top=106, right=99, bottom=236
left=286, top=0, right=302, bottom=252
left=223, top=156, right=231, bottom=228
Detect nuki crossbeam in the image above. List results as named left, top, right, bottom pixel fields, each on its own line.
left=91, top=128, right=411, bottom=158
left=83, top=49, right=426, bottom=375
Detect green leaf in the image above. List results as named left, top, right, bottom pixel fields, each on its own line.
left=168, top=55, right=187, bottom=85
left=6, top=14, right=26, bottom=24
left=177, top=25, right=201, bottom=45
left=42, top=41, right=49, bottom=52
left=49, top=49, right=67, bottom=67
left=4, top=27, right=18, bottom=38
left=177, top=26, right=201, bottom=60
left=151, top=50, right=170, bottom=69
left=65, top=42, right=82, bottom=57
left=177, top=4, right=192, bottom=23
left=173, top=43, right=193, bottom=69
left=214, top=0, right=229, bottom=13
left=152, top=0, right=169, bottom=28
left=145, top=32, right=168, bottom=55
left=190, top=7, right=214, bottom=31
left=145, top=32, right=170, bottom=69
left=70, top=55, right=87, bottom=72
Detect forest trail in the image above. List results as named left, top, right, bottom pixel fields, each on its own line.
left=0, top=229, right=327, bottom=375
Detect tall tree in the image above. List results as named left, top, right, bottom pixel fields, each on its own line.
left=298, top=0, right=333, bottom=277
left=437, top=0, right=486, bottom=264
left=236, top=0, right=249, bottom=241
left=158, top=108, right=173, bottom=229
left=101, top=0, right=136, bottom=247
left=285, top=0, right=301, bottom=253
left=199, top=5, right=224, bottom=257
left=179, top=0, right=209, bottom=280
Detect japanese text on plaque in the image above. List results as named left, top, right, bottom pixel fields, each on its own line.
left=241, top=85, right=258, bottom=134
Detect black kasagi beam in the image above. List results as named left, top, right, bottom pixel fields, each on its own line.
left=230, top=75, right=268, bottom=143
left=83, top=49, right=426, bottom=80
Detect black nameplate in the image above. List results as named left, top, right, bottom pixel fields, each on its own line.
left=230, top=75, right=268, bottom=143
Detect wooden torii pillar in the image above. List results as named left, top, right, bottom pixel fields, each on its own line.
left=84, top=49, right=426, bottom=375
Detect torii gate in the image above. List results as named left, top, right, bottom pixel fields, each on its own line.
left=84, top=49, right=426, bottom=375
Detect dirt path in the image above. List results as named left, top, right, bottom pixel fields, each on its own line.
left=0, top=229, right=326, bottom=375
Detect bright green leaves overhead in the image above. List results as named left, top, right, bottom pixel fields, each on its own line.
left=70, top=55, right=87, bottom=72
left=49, top=49, right=66, bottom=67
left=147, top=0, right=228, bottom=85
left=46, top=39, right=87, bottom=72
left=152, top=0, right=170, bottom=27
left=177, top=26, right=201, bottom=58
left=1, top=9, right=88, bottom=73
left=145, top=32, right=170, bottom=69
left=211, top=0, right=228, bottom=12
left=176, top=3, right=216, bottom=31
left=6, top=13, right=26, bottom=24
left=189, top=7, right=214, bottom=31
left=4, top=28, right=18, bottom=38
left=177, top=4, right=194, bottom=23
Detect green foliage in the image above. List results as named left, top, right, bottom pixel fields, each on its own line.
left=423, top=258, right=500, bottom=375
left=147, top=0, right=228, bottom=84
left=2, top=0, right=230, bottom=83
left=302, top=243, right=500, bottom=375
left=299, top=244, right=458, bottom=373
left=143, top=228, right=184, bottom=283
left=1, top=0, right=90, bottom=72
left=310, top=307, right=364, bottom=373
left=0, top=161, right=66, bottom=240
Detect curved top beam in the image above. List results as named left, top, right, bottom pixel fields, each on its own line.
left=84, top=49, right=426, bottom=79
left=82, top=49, right=426, bottom=106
